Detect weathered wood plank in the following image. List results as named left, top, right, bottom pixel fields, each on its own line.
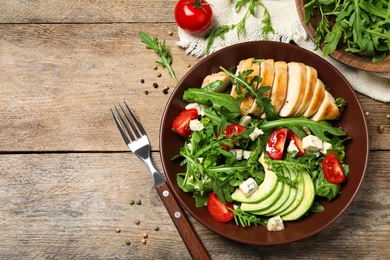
left=0, top=0, right=177, bottom=24
left=0, top=23, right=200, bottom=152
left=0, top=151, right=388, bottom=259
left=0, top=24, right=388, bottom=153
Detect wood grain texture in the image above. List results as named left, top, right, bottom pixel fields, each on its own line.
left=0, top=24, right=388, bottom=153
left=0, top=1, right=389, bottom=259
left=0, top=152, right=389, bottom=259
left=0, top=23, right=200, bottom=152
left=0, top=0, right=177, bottom=23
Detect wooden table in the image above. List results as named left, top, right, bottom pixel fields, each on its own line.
left=1, top=1, right=389, bottom=259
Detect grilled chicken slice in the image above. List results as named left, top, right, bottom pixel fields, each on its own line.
left=303, top=78, right=326, bottom=117
left=310, top=90, right=339, bottom=121
left=279, top=62, right=307, bottom=117
left=293, top=65, right=318, bottom=117
left=230, top=58, right=254, bottom=100
left=268, top=61, right=287, bottom=114
left=249, top=59, right=275, bottom=116
left=240, top=61, right=260, bottom=116
left=201, top=71, right=231, bottom=92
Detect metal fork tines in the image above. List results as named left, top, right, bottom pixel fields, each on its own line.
left=111, top=101, right=165, bottom=186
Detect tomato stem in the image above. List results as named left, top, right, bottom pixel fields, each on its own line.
left=184, top=0, right=210, bottom=9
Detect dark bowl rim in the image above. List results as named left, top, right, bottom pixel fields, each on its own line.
left=159, top=40, right=369, bottom=245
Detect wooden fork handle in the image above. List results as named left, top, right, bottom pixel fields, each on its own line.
left=155, top=181, right=211, bottom=260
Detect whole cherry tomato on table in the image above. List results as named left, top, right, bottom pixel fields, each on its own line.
left=172, top=108, right=198, bottom=138
left=174, top=0, right=213, bottom=34
left=322, top=153, right=346, bottom=184
left=207, top=193, right=234, bottom=223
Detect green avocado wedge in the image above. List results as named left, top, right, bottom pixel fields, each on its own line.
left=248, top=167, right=291, bottom=215
left=240, top=179, right=284, bottom=211
left=275, top=170, right=305, bottom=217
left=282, top=171, right=315, bottom=221
left=265, top=169, right=298, bottom=216
left=231, top=153, right=278, bottom=203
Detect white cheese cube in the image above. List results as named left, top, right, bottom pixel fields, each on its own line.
left=287, top=140, right=299, bottom=154
left=320, top=141, right=332, bottom=154
left=249, top=127, right=264, bottom=141
left=239, top=115, right=252, bottom=127
left=302, top=135, right=323, bottom=152
left=230, top=149, right=243, bottom=160
left=239, top=177, right=258, bottom=197
left=189, top=119, right=204, bottom=131
left=267, top=216, right=284, bottom=231
left=242, top=150, right=252, bottom=160
left=185, top=103, right=204, bottom=116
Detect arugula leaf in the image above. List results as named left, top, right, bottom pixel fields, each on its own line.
left=259, top=117, right=346, bottom=141
left=232, top=207, right=267, bottom=227
left=138, top=31, right=178, bottom=83
left=219, top=66, right=279, bottom=120
left=183, top=88, right=240, bottom=119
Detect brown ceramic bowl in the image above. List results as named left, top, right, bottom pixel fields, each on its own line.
left=295, top=0, right=390, bottom=73
left=159, top=41, right=369, bottom=245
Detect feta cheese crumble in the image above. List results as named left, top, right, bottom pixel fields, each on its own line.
left=239, top=178, right=258, bottom=197
left=267, top=216, right=285, bottom=231
left=249, top=127, right=264, bottom=141
left=302, top=135, right=323, bottom=152
left=189, top=119, right=204, bottom=131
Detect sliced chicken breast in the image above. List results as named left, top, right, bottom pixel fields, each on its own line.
left=279, top=62, right=307, bottom=117
left=293, top=65, right=318, bottom=117
left=303, top=78, right=326, bottom=117
left=230, top=58, right=255, bottom=100
left=310, top=90, right=339, bottom=121
left=240, top=61, right=260, bottom=115
left=201, top=71, right=230, bottom=92
left=269, top=61, right=287, bottom=114
left=249, top=59, right=275, bottom=116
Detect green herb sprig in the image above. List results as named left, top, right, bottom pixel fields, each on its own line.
left=205, top=0, right=275, bottom=55
left=138, top=31, right=178, bottom=83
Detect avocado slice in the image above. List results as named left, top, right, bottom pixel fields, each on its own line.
left=240, top=179, right=284, bottom=211
left=282, top=171, right=315, bottom=221
left=275, top=170, right=305, bottom=216
left=265, top=169, right=298, bottom=216
left=250, top=167, right=292, bottom=215
left=231, top=153, right=278, bottom=203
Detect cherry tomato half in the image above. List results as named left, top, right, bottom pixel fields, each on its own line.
left=266, top=128, right=288, bottom=160
left=221, top=123, right=246, bottom=150
left=207, top=193, right=234, bottom=223
left=174, top=0, right=213, bottom=34
left=322, top=153, right=346, bottom=184
left=288, top=130, right=306, bottom=157
left=172, top=108, right=198, bottom=138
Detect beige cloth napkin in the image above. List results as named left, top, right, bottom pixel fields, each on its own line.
left=176, top=0, right=390, bottom=102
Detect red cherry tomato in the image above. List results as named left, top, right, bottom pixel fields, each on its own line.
left=221, top=123, right=246, bottom=150
left=322, top=153, right=346, bottom=184
left=266, top=128, right=288, bottom=160
left=288, top=130, right=306, bottom=157
left=172, top=108, right=198, bottom=138
left=174, top=0, right=213, bottom=34
left=207, top=193, right=234, bottom=223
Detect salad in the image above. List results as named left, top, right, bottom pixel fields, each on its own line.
left=171, top=59, right=349, bottom=231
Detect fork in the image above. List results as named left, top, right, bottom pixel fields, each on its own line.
left=111, top=101, right=210, bottom=260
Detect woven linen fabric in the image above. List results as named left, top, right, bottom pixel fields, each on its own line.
left=176, top=0, right=390, bottom=102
